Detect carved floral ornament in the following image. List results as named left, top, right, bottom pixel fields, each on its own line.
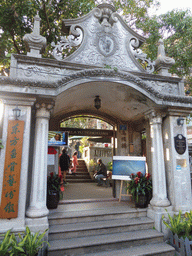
left=50, top=4, right=156, bottom=74
left=51, top=25, right=83, bottom=61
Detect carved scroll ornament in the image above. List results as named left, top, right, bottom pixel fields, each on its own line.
left=51, top=25, right=83, bottom=61
left=130, top=38, right=155, bottom=73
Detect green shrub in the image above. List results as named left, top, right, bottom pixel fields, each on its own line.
left=162, top=209, right=192, bottom=239
left=107, top=162, right=112, bottom=171
left=0, top=230, right=12, bottom=255
left=0, top=227, right=49, bottom=256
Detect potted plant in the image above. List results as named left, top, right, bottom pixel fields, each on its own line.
left=47, top=172, right=62, bottom=209
left=127, top=171, right=152, bottom=208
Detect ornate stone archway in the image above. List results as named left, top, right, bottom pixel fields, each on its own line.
left=0, top=3, right=192, bottom=235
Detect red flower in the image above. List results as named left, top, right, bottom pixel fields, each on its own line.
left=146, top=173, right=151, bottom=180
left=134, top=177, right=140, bottom=184
left=50, top=172, right=54, bottom=178
left=137, top=172, right=142, bottom=178
left=131, top=173, right=135, bottom=178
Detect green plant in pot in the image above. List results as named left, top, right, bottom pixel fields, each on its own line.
left=127, top=172, right=152, bottom=208
left=47, top=172, right=62, bottom=209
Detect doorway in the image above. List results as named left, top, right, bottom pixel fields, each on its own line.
left=48, top=116, right=116, bottom=202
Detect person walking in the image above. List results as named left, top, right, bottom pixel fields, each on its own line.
left=59, top=148, right=70, bottom=185
left=95, top=159, right=107, bottom=186
left=71, top=151, right=78, bottom=176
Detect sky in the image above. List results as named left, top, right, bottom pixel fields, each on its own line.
left=150, top=0, right=192, bottom=15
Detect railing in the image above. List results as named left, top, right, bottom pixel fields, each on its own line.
left=167, top=231, right=192, bottom=256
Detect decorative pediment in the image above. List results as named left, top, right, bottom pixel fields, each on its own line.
left=51, top=4, right=154, bottom=73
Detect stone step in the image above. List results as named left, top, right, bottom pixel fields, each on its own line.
left=83, top=242, right=175, bottom=256
left=67, top=179, right=93, bottom=183
left=49, top=216, right=154, bottom=240
left=73, top=167, right=88, bottom=171
left=67, top=171, right=90, bottom=175
left=47, top=229, right=165, bottom=256
left=66, top=174, right=91, bottom=179
left=48, top=207, right=147, bottom=225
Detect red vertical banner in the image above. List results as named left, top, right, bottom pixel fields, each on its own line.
left=0, top=120, right=24, bottom=219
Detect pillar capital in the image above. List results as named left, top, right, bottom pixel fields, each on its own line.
left=145, top=110, right=165, bottom=124
left=35, top=102, right=54, bottom=119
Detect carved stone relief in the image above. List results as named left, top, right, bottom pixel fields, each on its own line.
left=147, top=80, right=179, bottom=95
left=51, top=6, right=152, bottom=72
left=17, top=64, right=74, bottom=82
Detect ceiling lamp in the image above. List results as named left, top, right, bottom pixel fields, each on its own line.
left=94, top=96, right=101, bottom=110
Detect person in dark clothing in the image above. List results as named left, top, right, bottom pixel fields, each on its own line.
left=59, top=148, right=70, bottom=185
left=95, top=159, right=107, bottom=186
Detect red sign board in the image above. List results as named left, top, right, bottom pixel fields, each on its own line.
left=0, top=120, right=24, bottom=219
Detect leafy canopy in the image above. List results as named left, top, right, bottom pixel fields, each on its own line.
left=1, top=0, right=192, bottom=87
left=139, top=9, right=192, bottom=85
left=0, top=0, right=158, bottom=70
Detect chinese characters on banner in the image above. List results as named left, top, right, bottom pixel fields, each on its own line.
left=0, top=120, right=24, bottom=218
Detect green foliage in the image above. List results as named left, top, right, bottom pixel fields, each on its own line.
left=139, top=9, right=192, bottom=85
left=0, top=0, right=95, bottom=70
left=0, top=0, right=159, bottom=72
left=0, top=230, right=12, bottom=255
left=107, top=161, right=113, bottom=171
left=0, top=139, right=4, bottom=149
left=61, top=117, right=94, bottom=129
left=47, top=172, right=62, bottom=194
left=23, top=227, right=49, bottom=256
left=8, top=233, right=25, bottom=256
left=1, top=0, right=192, bottom=86
left=127, top=172, right=152, bottom=203
left=89, top=159, right=97, bottom=167
left=162, top=209, right=192, bottom=239
left=110, top=0, right=160, bottom=29
left=0, top=227, right=49, bottom=256
left=79, top=137, right=89, bottom=154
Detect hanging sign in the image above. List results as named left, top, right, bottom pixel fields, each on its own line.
left=174, top=134, right=186, bottom=155
left=0, top=120, right=24, bottom=219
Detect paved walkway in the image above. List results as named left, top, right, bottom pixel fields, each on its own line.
left=60, top=182, right=113, bottom=201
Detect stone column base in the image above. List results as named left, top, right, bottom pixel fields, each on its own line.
left=25, top=216, right=49, bottom=233
left=25, top=217, right=49, bottom=256
left=147, top=204, right=173, bottom=233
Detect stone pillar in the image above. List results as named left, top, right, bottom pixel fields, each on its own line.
left=26, top=103, right=53, bottom=219
left=163, top=109, right=192, bottom=212
left=148, top=111, right=170, bottom=207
